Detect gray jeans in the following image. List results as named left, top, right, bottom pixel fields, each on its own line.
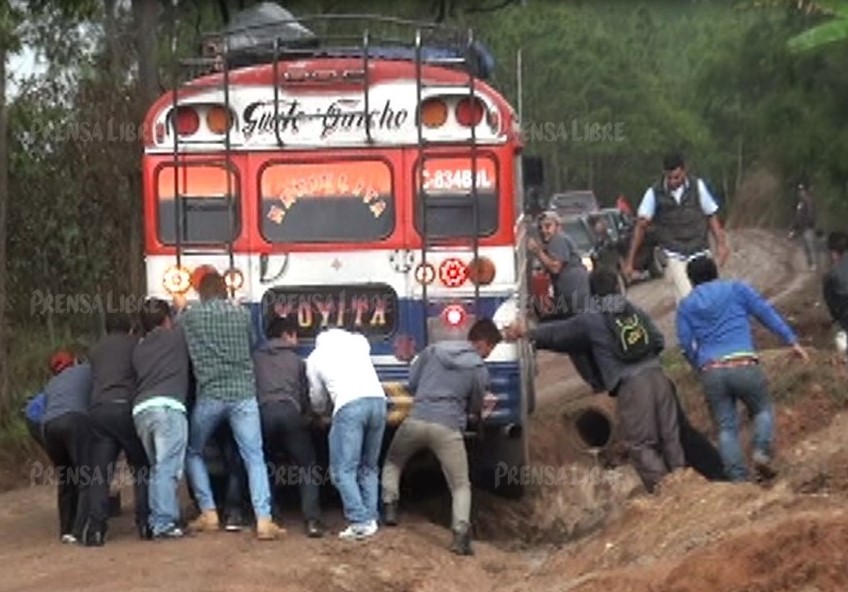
left=616, top=367, right=685, bottom=492
left=381, top=417, right=471, bottom=529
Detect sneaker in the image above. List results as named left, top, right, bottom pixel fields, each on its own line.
left=154, top=526, right=185, bottom=540
left=60, top=534, right=78, bottom=544
left=338, top=520, right=378, bottom=541
left=752, top=450, right=778, bottom=481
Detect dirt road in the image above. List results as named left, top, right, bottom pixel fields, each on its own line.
left=0, top=229, right=830, bottom=592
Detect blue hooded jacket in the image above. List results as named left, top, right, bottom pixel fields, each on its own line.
left=676, top=279, right=797, bottom=369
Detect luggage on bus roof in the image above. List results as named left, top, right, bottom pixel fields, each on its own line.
left=219, top=3, right=495, bottom=79
left=223, top=2, right=319, bottom=68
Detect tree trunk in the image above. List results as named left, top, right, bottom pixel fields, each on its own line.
left=104, top=0, right=118, bottom=78
left=131, top=0, right=160, bottom=297
left=735, top=135, right=744, bottom=192
left=133, top=0, right=159, bottom=107
left=0, top=46, right=9, bottom=415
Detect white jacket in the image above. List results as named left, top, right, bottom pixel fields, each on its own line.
left=306, top=329, right=385, bottom=416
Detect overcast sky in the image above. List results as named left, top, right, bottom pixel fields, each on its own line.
left=7, top=46, right=46, bottom=99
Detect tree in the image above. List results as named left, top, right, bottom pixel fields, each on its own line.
left=0, top=1, right=23, bottom=420
left=787, top=0, right=848, bottom=52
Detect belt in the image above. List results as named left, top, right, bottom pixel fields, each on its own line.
left=701, top=356, right=758, bottom=372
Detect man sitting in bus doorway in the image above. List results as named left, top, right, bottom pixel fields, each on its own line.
left=178, top=271, right=283, bottom=541
left=528, top=210, right=604, bottom=393
left=254, top=315, right=324, bottom=538
left=381, top=319, right=500, bottom=556
left=306, top=328, right=386, bottom=541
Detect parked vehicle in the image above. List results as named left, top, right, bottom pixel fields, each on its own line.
left=586, top=208, right=665, bottom=282
left=548, top=190, right=599, bottom=217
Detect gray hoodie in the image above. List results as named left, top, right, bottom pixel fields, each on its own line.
left=42, top=363, right=93, bottom=424
left=408, top=341, right=489, bottom=431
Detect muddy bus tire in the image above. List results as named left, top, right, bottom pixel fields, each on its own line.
left=470, top=427, right=529, bottom=500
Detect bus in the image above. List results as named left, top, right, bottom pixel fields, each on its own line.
left=140, top=12, right=535, bottom=495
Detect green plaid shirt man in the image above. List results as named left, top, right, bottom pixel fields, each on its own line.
left=181, top=299, right=256, bottom=400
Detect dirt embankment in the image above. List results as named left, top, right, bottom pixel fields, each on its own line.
left=1, top=229, right=847, bottom=592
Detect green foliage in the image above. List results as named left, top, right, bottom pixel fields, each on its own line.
left=3, top=0, right=848, bottom=439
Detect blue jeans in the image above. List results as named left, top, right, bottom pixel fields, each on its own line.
left=186, top=397, right=271, bottom=519
left=328, top=397, right=387, bottom=525
left=134, top=406, right=188, bottom=535
left=701, top=364, right=774, bottom=482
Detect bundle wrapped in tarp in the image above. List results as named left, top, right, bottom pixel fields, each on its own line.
left=223, top=2, right=319, bottom=68
left=219, top=3, right=495, bottom=79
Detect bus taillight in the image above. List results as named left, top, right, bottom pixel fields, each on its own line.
left=172, top=106, right=200, bottom=136
left=438, top=258, right=468, bottom=288
left=206, top=106, right=234, bottom=134
left=467, top=257, right=496, bottom=286
left=442, top=304, right=466, bottom=327
left=163, top=265, right=191, bottom=295
left=455, top=97, right=485, bottom=127
left=420, top=98, right=448, bottom=128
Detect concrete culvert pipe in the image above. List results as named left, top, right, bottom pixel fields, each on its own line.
left=574, top=407, right=613, bottom=449
left=562, top=395, right=617, bottom=454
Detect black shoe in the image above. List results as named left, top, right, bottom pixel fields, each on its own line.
left=382, top=502, right=399, bottom=526
left=224, top=511, right=248, bottom=532
left=108, top=493, right=122, bottom=517
left=138, top=523, right=153, bottom=541
left=449, top=523, right=474, bottom=556
left=752, top=451, right=778, bottom=482
left=83, top=530, right=106, bottom=547
left=305, top=519, right=324, bottom=538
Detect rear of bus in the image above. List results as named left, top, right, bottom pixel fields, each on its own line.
left=141, top=59, right=532, bottom=493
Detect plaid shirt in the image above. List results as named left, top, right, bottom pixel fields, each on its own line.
left=180, top=299, right=256, bottom=401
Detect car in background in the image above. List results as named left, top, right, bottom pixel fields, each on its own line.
left=586, top=208, right=666, bottom=282
left=548, top=190, right=599, bottom=218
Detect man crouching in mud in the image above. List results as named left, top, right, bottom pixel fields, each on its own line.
left=505, top=268, right=725, bottom=492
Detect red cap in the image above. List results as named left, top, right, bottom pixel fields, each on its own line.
left=49, top=350, right=75, bottom=375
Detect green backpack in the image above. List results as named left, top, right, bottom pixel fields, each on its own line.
left=602, top=302, right=658, bottom=362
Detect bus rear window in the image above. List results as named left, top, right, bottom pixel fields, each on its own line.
left=156, top=164, right=240, bottom=244
left=260, top=160, right=395, bottom=243
left=414, top=156, right=498, bottom=239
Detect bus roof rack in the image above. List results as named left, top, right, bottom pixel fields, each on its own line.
left=197, top=6, right=495, bottom=80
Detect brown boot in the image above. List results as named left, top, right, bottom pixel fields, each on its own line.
left=256, top=517, right=285, bottom=541
left=188, top=510, right=220, bottom=533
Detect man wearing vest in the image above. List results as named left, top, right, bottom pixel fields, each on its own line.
left=623, top=152, right=730, bottom=302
